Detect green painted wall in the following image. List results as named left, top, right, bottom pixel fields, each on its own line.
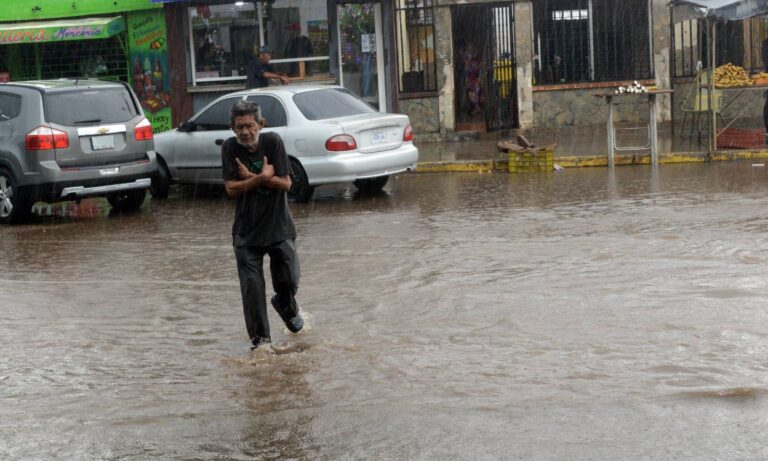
left=0, top=1, right=161, bottom=22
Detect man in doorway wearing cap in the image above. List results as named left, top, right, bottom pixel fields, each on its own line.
left=246, top=46, right=288, bottom=89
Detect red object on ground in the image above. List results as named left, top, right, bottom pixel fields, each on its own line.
left=716, top=128, right=766, bottom=149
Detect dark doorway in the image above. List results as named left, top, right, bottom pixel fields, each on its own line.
left=452, top=3, right=518, bottom=132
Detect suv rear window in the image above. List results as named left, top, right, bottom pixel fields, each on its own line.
left=0, top=93, right=21, bottom=121
left=44, top=87, right=139, bottom=125
left=293, top=88, right=375, bottom=121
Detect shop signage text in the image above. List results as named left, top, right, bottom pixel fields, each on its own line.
left=0, top=25, right=112, bottom=44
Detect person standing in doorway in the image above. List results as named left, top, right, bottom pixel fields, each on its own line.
left=246, top=46, right=288, bottom=89
left=462, top=43, right=484, bottom=115
left=222, top=100, right=304, bottom=350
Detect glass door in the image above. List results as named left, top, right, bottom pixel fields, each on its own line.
left=337, top=3, right=386, bottom=110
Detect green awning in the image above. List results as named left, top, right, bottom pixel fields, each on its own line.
left=0, top=16, right=125, bottom=45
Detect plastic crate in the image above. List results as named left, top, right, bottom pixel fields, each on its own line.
left=508, top=148, right=554, bottom=173
left=716, top=128, right=766, bottom=149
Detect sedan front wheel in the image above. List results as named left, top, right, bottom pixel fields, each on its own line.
left=150, top=161, right=171, bottom=199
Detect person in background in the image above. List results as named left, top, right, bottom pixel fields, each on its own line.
left=246, top=46, right=288, bottom=89
left=283, top=22, right=314, bottom=77
left=462, top=43, right=483, bottom=115
left=221, top=100, right=304, bottom=350
left=197, top=37, right=217, bottom=70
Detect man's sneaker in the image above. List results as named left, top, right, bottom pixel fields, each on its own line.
left=271, top=295, right=304, bottom=333
left=251, top=336, right=271, bottom=350
left=285, top=311, right=304, bottom=333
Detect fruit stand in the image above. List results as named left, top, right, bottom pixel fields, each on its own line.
left=710, top=64, right=768, bottom=149
left=670, top=0, right=768, bottom=153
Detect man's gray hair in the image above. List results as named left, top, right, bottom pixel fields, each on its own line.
left=230, top=100, right=263, bottom=126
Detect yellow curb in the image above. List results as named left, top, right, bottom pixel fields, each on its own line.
left=415, top=150, right=768, bottom=173
left=416, top=160, right=495, bottom=173
left=731, top=150, right=768, bottom=160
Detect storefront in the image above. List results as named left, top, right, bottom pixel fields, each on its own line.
left=160, top=0, right=335, bottom=114
left=187, top=2, right=331, bottom=86
left=0, top=1, right=173, bottom=132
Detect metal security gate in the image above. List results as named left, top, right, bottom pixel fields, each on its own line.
left=452, top=3, right=517, bottom=132
left=484, top=4, right=517, bottom=130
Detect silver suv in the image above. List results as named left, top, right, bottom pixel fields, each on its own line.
left=0, top=79, right=157, bottom=223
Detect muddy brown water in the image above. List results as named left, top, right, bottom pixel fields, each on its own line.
left=3, top=163, right=768, bottom=459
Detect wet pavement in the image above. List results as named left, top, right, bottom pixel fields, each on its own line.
left=4, top=163, right=768, bottom=459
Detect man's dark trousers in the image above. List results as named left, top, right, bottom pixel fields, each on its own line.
left=234, top=239, right=300, bottom=342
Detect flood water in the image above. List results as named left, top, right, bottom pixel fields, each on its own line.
left=3, top=163, right=768, bottom=459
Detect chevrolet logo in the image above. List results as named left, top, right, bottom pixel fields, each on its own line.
left=97, top=127, right=110, bottom=134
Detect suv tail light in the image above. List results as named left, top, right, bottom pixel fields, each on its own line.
left=326, top=134, right=357, bottom=151
left=134, top=118, right=153, bottom=141
left=25, top=126, right=69, bottom=150
left=403, top=124, right=414, bottom=142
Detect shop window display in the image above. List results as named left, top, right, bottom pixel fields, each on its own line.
left=188, top=1, right=330, bottom=85
left=266, top=0, right=330, bottom=78
left=189, top=3, right=258, bottom=82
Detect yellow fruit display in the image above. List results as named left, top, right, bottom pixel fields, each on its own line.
left=714, top=63, right=752, bottom=88
left=752, top=72, right=768, bottom=85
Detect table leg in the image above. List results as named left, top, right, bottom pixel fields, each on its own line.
left=650, top=94, right=658, bottom=167
left=606, top=96, right=614, bottom=168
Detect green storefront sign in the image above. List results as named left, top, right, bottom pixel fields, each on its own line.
left=0, top=2, right=171, bottom=132
left=127, top=10, right=172, bottom=133
left=0, top=1, right=160, bottom=22
left=0, top=17, right=125, bottom=45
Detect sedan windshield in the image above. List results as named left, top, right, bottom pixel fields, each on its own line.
left=293, top=88, right=375, bottom=121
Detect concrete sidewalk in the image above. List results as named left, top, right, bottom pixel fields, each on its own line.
left=414, top=123, right=768, bottom=173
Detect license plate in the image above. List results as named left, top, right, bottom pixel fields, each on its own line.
left=371, top=132, right=386, bottom=145
left=99, top=167, right=119, bottom=176
left=91, top=135, right=114, bottom=150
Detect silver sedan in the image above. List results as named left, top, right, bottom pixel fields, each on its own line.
left=150, top=85, right=419, bottom=201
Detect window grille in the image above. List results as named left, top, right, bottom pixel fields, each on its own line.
left=533, top=0, right=652, bottom=84
left=673, top=18, right=701, bottom=78
left=395, top=0, right=437, bottom=93
left=0, top=36, right=128, bottom=82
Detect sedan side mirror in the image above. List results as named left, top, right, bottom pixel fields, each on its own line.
left=179, top=120, right=197, bottom=132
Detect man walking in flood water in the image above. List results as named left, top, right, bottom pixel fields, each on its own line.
left=222, top=100, right=304, bottom=350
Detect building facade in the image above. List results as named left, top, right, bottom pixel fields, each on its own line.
left=4, top=1, right=762, bottom=140
left=0, top=0, right=173, bottom=132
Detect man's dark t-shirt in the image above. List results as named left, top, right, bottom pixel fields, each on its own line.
left=246, top=60, right=274, bottom=89
left=221, top=132, right=296, bottom=247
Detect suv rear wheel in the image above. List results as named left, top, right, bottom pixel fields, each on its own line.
left=0, top=169, right=32, bottom=224
left=107, top=189, right=146, bottom=212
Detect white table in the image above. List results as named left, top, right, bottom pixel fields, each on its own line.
left=595, top=89, right=674, bottom=167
